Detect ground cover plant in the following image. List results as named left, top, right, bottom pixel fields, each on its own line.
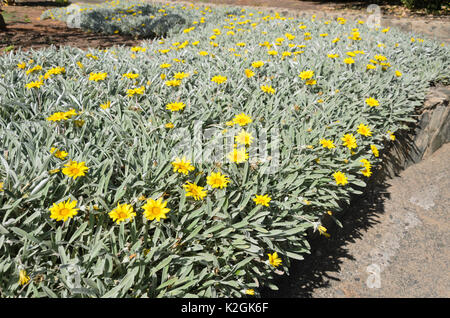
left=40, top=0, right=210, bottom=38
left=0, top=0, right=448, bottom=298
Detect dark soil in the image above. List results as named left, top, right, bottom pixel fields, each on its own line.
left=0, top=1, right=142, bottom=53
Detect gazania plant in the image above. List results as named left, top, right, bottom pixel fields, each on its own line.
left=0, top=0, right=448, bottom=298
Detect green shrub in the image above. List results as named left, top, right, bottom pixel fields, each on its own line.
left=401, top=0, right=444, bottom=10
left=1, top=0, right=449, bottom=298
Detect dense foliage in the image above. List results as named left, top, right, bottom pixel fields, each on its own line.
left=0, top=0, right=448, bottom=298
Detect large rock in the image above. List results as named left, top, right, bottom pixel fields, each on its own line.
left=381, top=85, right=450, bottom=178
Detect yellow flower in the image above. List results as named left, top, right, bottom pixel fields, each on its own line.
left=320, top=139, right=335, bottom=149
left=86, top=53, right=99, bottom=60
left=395, top=70, right=402, bottom=77
left=88, top=72, right=107, bottom=81
left=173, top=72, right=189, bottom=80
left=166, top=101, right=186, bottom=112
left=160, top=63, right=172, bottom=68
left=165, top=79, right=181, bottom=87
left=374, top=54, right=387, bottom=61
left=122, top=72, right=139, bottom=80
left=100, top=101, right=111, bottom=110
left=360, top=158, right=372, bottom=170
left=109, top=203, right=136, bottom=224
left=285, top=32, right=295, bottom=40
left=211, top=75, right=227, bottom=84
left=64, top=108, right=77, bottom=119
left=26, top=65, right=42, bottom=75
left=233, top=113, right=252, bottom=126
left=253, top=194, right=271, bottom=206
left=268, top=252, right=282, bottom=267
left=305, top=79, right=317, bottom=85
left=318, top=225, right=330, bottom=238
left=260, top=85, right=275, bottom=94
left=327, top=53, right=339, bottom=59
left=126, top=86, right=145, bottom=97
left=244, top=69, right=255, bottom=78
left=44, top=66, right=65, bottom=79
left=0, top=182, right=3, bottom=192
left=171, top=157, right=195, bottom=175
left=366, top=64, right=377, bottom=70
left=165, top=122, right=174, bottom=129
left=251, top=61, right=264, bottom=68
left=26, top=80, right=44, bottom=89
left=227, top=146, right=248, bottom=163
left=365, top=97, right=379, bottom=107
left=332, top=37, right=340, bottom=43
left=360, top=159, right=373, bottom=177
left=245, top=289, right=255, bottom=295
left=18, top=270, right=30, bottom=286
left=198, top=50, right=209, bottom=56
left=343, top=57, right=355, bottom=64
left=17, top=62, right=27, bottom=69
left=333, top=171, right=348, bottom=186
left=50, top=147, right=68, bottom=160
left=49, top=198, right=79, bottom=222
left=341, top=134, right=357, bottom=150
left=235, top=129, right=254, bottom=145
left=62, top=160, right=89, bottom=180
left=371, top=145, right=379, bottom=157
left=349, top=31, right=361, bottom=40
left=183, top=182, right=207, bottom=200
left=299, top=70, right=314, bottom=80
left=142, top=198, right=170, bottom=222
left=357, top=123, right=372, bottom=137
left=389, top=132, right=396, bottom=141
left=183, top=27, right=195, bottom=33
left=361, top=167, right=372, bottom=177
left=206, top=171, right=230, bottom=189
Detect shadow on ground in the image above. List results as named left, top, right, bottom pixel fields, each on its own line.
left=260, top=122, right=423, bottom=297
left=260, top=181, right=389, bottom=297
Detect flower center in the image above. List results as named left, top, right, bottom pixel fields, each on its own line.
left=119, top=212, right=128, bottom=219
left=151, top=207, right=161, bottom=216
left=60, top=208, right=70, bottom=216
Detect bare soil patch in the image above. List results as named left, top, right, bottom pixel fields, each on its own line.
left=0, top=1, right=142, bottom=53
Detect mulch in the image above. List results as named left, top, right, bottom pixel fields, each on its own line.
left=0, top=1, right=143, bottom=53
